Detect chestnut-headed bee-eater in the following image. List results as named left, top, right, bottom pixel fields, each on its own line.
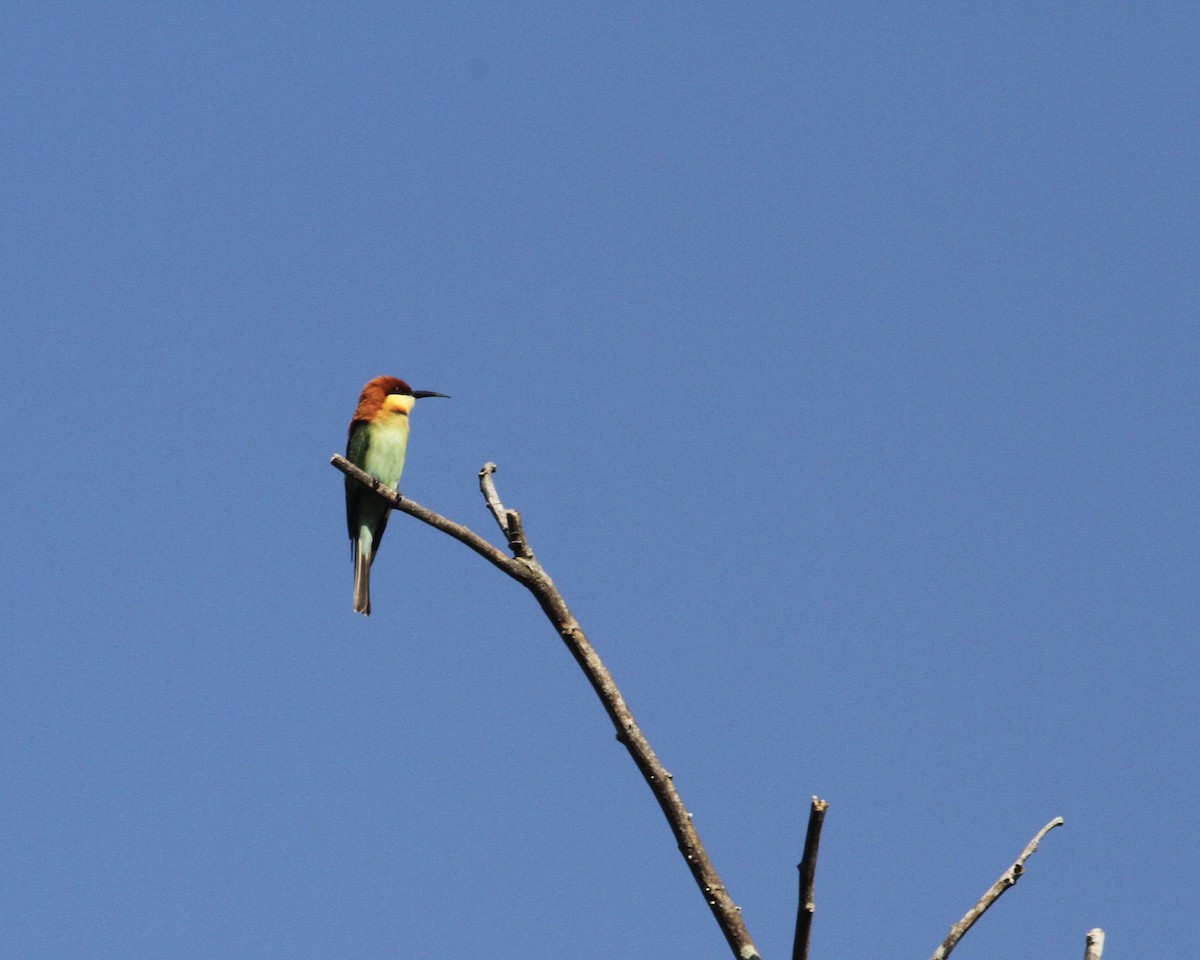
left=345, top=376, right=449, bottom=615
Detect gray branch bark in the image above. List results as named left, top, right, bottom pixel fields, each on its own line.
left=791, top=796, right=828, bottom=960
left=930, top=817, right=1064, bottom=960
left=331, top=454, right=761, bottom=960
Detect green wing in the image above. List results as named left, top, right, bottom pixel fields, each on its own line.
left=345, top=420, right=372, bottom=542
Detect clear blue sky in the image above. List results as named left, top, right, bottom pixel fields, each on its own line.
left=2, top=4, right=1196, bottom=958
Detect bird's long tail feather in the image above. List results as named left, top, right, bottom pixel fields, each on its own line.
left=353, top=543, right=371, bottom=616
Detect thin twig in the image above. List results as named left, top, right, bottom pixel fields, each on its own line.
left=1084, top=928, right=1105, bottom=960
left=930, top=816, right=1064, bottom=960
left=477, top=463, right=534, bottom=560
left=478, top=462, right=510, bottom=536
left=333, top=454, right=761, bottom=960
left=792, top=796, right=828, bottom=960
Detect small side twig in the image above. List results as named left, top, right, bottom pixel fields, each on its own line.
left=792, top=796, right=828, bottom=960
left=478, top=462, right=510, bottom=536
left=930, top=816, right=1064, bottom=960
left=478, top=463, right=533, bottom=560
left=1084, top=928, right=1105, bottom=960
left=333, top=454, right=760, bottom=960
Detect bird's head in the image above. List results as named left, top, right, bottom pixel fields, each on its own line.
left=364, top=376, right=451, bottom=415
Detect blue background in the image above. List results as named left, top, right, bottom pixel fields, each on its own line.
left=3, top=5, right=1195, bottom=958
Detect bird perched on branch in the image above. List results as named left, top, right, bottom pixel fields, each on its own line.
left=345, top=376, right=449, bottom=615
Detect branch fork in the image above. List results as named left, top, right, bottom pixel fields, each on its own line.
left=333, top=453, right=761, bottom=960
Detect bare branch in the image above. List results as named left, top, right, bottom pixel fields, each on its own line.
left=333, top=454, right=761, bottom=960
left=930, top=817, right=1065, bottom=960
left=792, top=796, right=828, bottom=960
left=1084, top=928, right=1105, bottom=960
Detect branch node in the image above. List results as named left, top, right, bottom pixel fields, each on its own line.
left=505, top=509, right=535, bottom=559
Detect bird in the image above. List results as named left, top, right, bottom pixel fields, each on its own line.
left=345, top=376, right=449, bottom=615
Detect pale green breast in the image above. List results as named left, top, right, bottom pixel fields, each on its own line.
left=363, top=416, right=411, bottom=489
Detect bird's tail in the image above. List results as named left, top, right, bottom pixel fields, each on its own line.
left=353, top=542, right=371, bottom=616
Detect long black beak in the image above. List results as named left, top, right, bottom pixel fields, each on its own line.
left=412, top=390, right=451, bottom=399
